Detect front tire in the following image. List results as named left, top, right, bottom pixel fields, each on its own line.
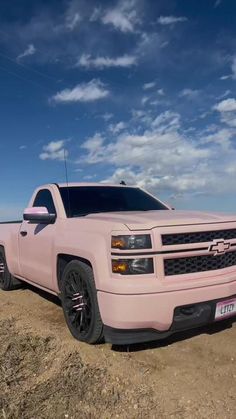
left=60, top=261, right=103, bottom=344
left=0, top=247, right=22, bottom=291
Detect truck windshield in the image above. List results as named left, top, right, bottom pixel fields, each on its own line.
left=59, top=186, right=168, bottom=217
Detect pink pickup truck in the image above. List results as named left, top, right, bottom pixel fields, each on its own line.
left=0, top=183, right=236, bottom=345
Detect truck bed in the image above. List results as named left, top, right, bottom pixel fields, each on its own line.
left=0, top=221, right=22, bottom=224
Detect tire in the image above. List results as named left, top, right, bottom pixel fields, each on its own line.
left=60, top=260, right=103, bottom=344
left=0, top=247, right=22, bottom=291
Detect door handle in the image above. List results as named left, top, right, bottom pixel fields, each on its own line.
left=20, top=231, right=27, bottom=237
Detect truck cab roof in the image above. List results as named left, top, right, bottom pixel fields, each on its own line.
left=33, top=182, right=131, bottom=191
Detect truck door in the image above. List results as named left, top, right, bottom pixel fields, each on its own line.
left=19, top=188, right=57, bottom=289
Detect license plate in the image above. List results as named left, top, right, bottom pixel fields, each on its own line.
left=215, top=298, right=236, bottom=320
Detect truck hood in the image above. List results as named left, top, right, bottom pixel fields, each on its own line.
left=86, top=210, right=236, bottom=231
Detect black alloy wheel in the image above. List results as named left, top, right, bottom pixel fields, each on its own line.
left=0, top=252, right=6, bottom=288
left=0, top=247, right=21, bottom=291
left=61, top=261, right=103, bottom=344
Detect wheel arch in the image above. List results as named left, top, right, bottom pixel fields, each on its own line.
left=57, top=253, right=93, bottom=290
left=0, top=244, right=6, bottom=257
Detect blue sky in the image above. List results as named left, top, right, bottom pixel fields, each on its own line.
left=0, top=0, right=236, bottom=220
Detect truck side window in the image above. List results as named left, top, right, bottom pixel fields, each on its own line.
left=33, top=189, right=57, bottom=214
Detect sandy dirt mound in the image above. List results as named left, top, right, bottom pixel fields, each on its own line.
left=0, top=318, right=155, bottom=418
left=0, top=287, right=236, bottom=418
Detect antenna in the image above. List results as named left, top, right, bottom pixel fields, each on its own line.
left=64, top=149, right=71, bottom=217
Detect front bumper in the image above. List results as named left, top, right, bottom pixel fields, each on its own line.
left=98, top=279, right=236, bottom=345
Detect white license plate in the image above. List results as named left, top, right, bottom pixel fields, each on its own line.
left=215, top=298, right=236, bottom=320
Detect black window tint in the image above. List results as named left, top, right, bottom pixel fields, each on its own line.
left=33, top=189, right=56, bottom=214
left=59, top=186, right=168, bottom=217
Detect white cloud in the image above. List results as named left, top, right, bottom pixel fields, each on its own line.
left=151, top=110, right=180, bottom=131
left=90, top=7, right=102, bottom=22
left=214, top=98, right=236, bottom=112
left=51, top=80, right=109, bottom=104
left=220, top=75, right=231, bottom=80
left=79, top=109, right=236, bottom=196
left=131, top=109, right=152, bottom=125
left=77, top=54, right=137, bottom=69
left=179, top=88, right=200, bottom=99
left=80, top=111, right=208, bottom=187
left=143, top=81, right=156, bottom=90
left=39, top=140, right=68, bottom=161
left=66, top=12, right=81, bottom=31
left=149, top=99, right=162, bottom=106
left=157, top=89, right=165, bottom=96
left=232, top=57, right=236, bottom=79
left=64, top=0, right=82, bottom=31
left=17, top=44, right=36, bottom=60
left=109, top=121, right=127, bottom=134
left=101, top=0, right=139, bottom=32
left=81, top=133, right=105, bottom=163
left=158, top=16, right=188, bottom=25
left=226, top=164, right=236, bottom=175
left=220, top=113, right=236, bottom=128
left=101, top=113, right=113, bottom=121
left=136, top=31, right=169, bottom=61
left=82, top=127, right=211, bottom=193
left=141, top=96, right=149, bottom=105
left=131, top=109, right=147, bottom=119
left=82, top=133, right=104, bottom=151
left=199, top=111, right=210, bottom=119
left=220, top=57, right=236, bottom=80
left=83, top=174, right=97, bottom=180
left=212, top=97, right=236, bottom=130
left=218, top=90, right=231, bottom=99
left=201, top=127, right=234, bottom=150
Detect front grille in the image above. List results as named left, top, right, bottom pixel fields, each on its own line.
left=162, top=229, right=236, bottom=246
left=164, top=251, right=236, bottom=276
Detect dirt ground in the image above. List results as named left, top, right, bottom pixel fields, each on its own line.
left=0, top=286, right=235, bottom=419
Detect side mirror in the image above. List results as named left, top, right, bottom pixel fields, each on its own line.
left=23, top=207, right=56, bottom=224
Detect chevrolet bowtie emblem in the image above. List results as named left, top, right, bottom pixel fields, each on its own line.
left=208, top=239, right=231, bottom=256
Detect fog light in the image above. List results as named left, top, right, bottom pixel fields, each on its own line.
left=112, top=258, right=154, bottom=275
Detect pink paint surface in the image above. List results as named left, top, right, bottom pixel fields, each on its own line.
left=0, top=183, right=236, bottom=332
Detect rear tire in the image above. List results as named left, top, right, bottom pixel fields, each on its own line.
left=60, top=260, right=103, bottom=344
left=0, top=247, right=22, bottom=291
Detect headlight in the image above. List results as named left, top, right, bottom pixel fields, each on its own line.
left=111, top=234, right=151, bottom=250
left=112, top=258, right=154, bottom=275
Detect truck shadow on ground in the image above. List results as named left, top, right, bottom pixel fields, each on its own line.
left=23, top=282, right=61, bottom=306
left=23, top=282, right=236, bottom=353
left=112, top=319, right=236, bottom=353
